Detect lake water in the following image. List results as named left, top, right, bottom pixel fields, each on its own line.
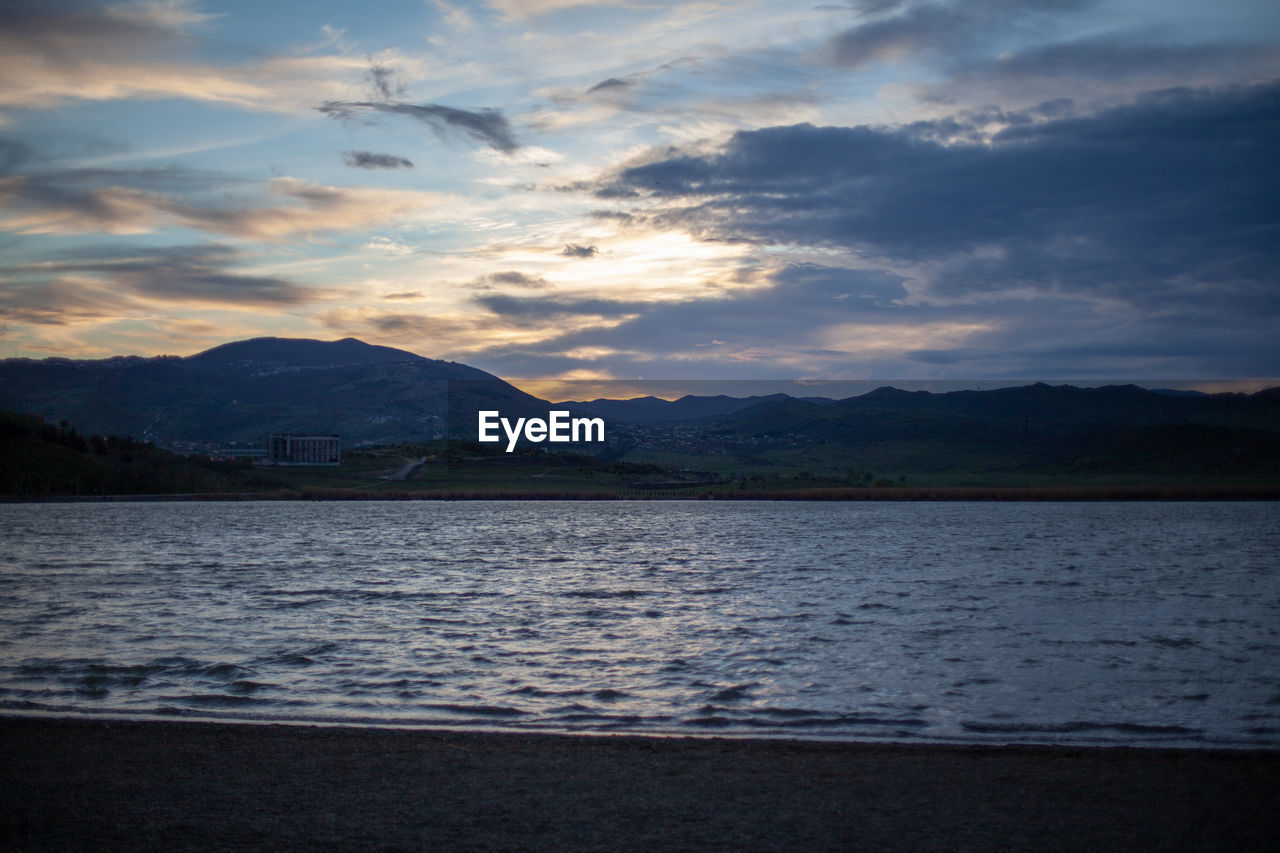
left=1, top=500, right=1277, bottom=748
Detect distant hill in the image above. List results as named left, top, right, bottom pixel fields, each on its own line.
left=696, top=383, right=1280, bottom=478
left=0, top=337, right=547, bottom=448
left=4, top=337, right=1278, bottom=483
left=562, top=393, right=819, bottom=424
left=0, top=409, right=288, bottom=497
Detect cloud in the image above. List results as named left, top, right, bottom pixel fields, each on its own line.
left=966, top=37, right=1280, bottom=83
left=475, top=293, right=645, bottom=319
left=365, top=236, right=415, bottom=256
left=461, top=262, right=939, bottom=377
left=365, top=60, right=405, bottom=101
left=317, top=306, right=481, bottom=344
left=587, top=77, right=632, bottom=94
left=1, top=244, right=320, bottom=316
left=486, top=81, right=1280, bottom=378
left=0, top=277, right=144, bottom=326
left=0, top=0, right=372, bottom=114
left=0, top=138, right=34, bottom=174
left=318, top=100, right=519, bottom=153
left=473, top=271, right=552, bottom=290
left=463, top=258, right=1280, bottom=380
left=596, top=82, right=1280, bottom=320
left=342, top=151, right=415, bottom=169
left=561, top=243, right=597, bottom=257
left=0, top=170, right=449, bottom=240
left=922, top=36, right=1280, bottom=107
left=485, top=0, right=627, bottom=18
left=829, top=0, right=1091, bottom=70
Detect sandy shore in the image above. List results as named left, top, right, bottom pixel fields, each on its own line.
left=2, top=717, right=1277, bottom=851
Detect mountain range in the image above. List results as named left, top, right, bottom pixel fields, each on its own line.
left=0, top=337, right=543, bottom=448
left=2, top=337, right=1278, bottom=481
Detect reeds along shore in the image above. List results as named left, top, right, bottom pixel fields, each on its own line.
left=13, top=484, right=1280, bottom=502
left=1, top=717, right=1277, bottom=851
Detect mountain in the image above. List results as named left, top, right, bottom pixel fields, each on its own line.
left=562, top=393, right=815, bottom=424
left=701, top=383, right=1280, bottom=477
left=4, top=337, right=1278, bottom=482
left=0, top=337, right=548, bottom=448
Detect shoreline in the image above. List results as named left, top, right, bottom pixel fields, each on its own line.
left=3, top=716, right=1278, bottom=850
left=4, top=708, right=1274, bottom=752
left=5, top=484, right=1280, bottom=503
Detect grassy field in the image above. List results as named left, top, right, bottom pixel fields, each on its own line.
left=222, top=443, right=1279, bottom=501
left=5, top=416, right=1277, bottom=501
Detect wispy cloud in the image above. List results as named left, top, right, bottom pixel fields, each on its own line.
left=318, top=100, right=519, bottom=153
left=0, top=243, right=320, bottom=330
left=0, top=277, right=145, bottom=326
left=0, top=171, right=452, bottom=240
left=485, top=0, right=629, bottom=18
left=0, top=0, right=372, bottom=113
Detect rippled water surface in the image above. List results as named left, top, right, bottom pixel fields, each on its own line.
left=1, top=500, right=1277, bottom=747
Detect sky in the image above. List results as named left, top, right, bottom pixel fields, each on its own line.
left=1, top=0, right=1278, bottom=386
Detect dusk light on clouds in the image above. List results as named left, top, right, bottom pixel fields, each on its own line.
left=1, top=0, right=1278, bottom=381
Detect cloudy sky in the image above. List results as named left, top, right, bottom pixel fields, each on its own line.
left=1, top=0, right=1278, bottom=384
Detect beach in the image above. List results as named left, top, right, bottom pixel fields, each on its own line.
left=2, top=717, right=1277, bottom=851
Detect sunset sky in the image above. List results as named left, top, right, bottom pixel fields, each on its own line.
left=1, top=0, right=1277, bottom=382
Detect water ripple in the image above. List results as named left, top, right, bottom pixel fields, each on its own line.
left=0, top=500, right=1277, bottom=748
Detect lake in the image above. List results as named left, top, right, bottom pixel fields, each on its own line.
left=1, top=500, right=1277, bottom=748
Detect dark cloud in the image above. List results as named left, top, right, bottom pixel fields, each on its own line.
left=0, top=165, right=254, bottom=235
left=922, top=36, right=1280, bottom=106
left=317, top=100, right=519, bottom=154
left=0, top=167, right=413, bottom=239
left=468, top=260, right=1280, bottom=380
left=830, top=0, right=1090, bottom=69
left=366, top=60, right=405, bottom=101
left=0, top=0, right=186, bottom=51
left=0, top=138, right=34, bottom=175
left=467, top=263, right=925, bottom=377
left=588, top=209, right=635, bottom=223
left=589, top=182, right=641, bottom=199
left=365, top=313, right=460, bottom=335
left=0, top=244, right=318, bottom=311
left=0, top=278, right=139, bottom=325
left=0, top=0, right=211, bottom=114
left=317, top=309, right=474, bottom=342
left=5, top=164, right=239, bottom=194
left=587, top=77, right=632, bottom=94
left=970, top=38, right=1278, bottom=83
left=561, top=243, right=597, bottom=257
left=475, top=293, right=646, bottom=319
left=474, top=271, right=550, bottom=290
left=601, top=82, right=1280, bottom=320
left=342, top=150, right=414, bottom=169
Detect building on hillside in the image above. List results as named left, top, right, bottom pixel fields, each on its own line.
left=211, top=446, right=268, bottom=460
left=268, top=434, right=341, bottom=465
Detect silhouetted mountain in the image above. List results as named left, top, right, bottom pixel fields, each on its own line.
left=701, top=382, right=1280, bottom=477
left=0, top=337, right=547, bottom=447
left=4, top=338, right=1277, bottom=481
left=563, top=393, right=808, bottom=424
left=184, top=337, right=421, bottom=376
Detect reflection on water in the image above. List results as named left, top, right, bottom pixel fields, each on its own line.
left=0, top=500, right=1277, bottom=748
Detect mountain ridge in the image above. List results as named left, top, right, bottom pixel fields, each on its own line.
left=0, top=337, right=536, bottom=447
left=2, top=338, right=1278, bottom=475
